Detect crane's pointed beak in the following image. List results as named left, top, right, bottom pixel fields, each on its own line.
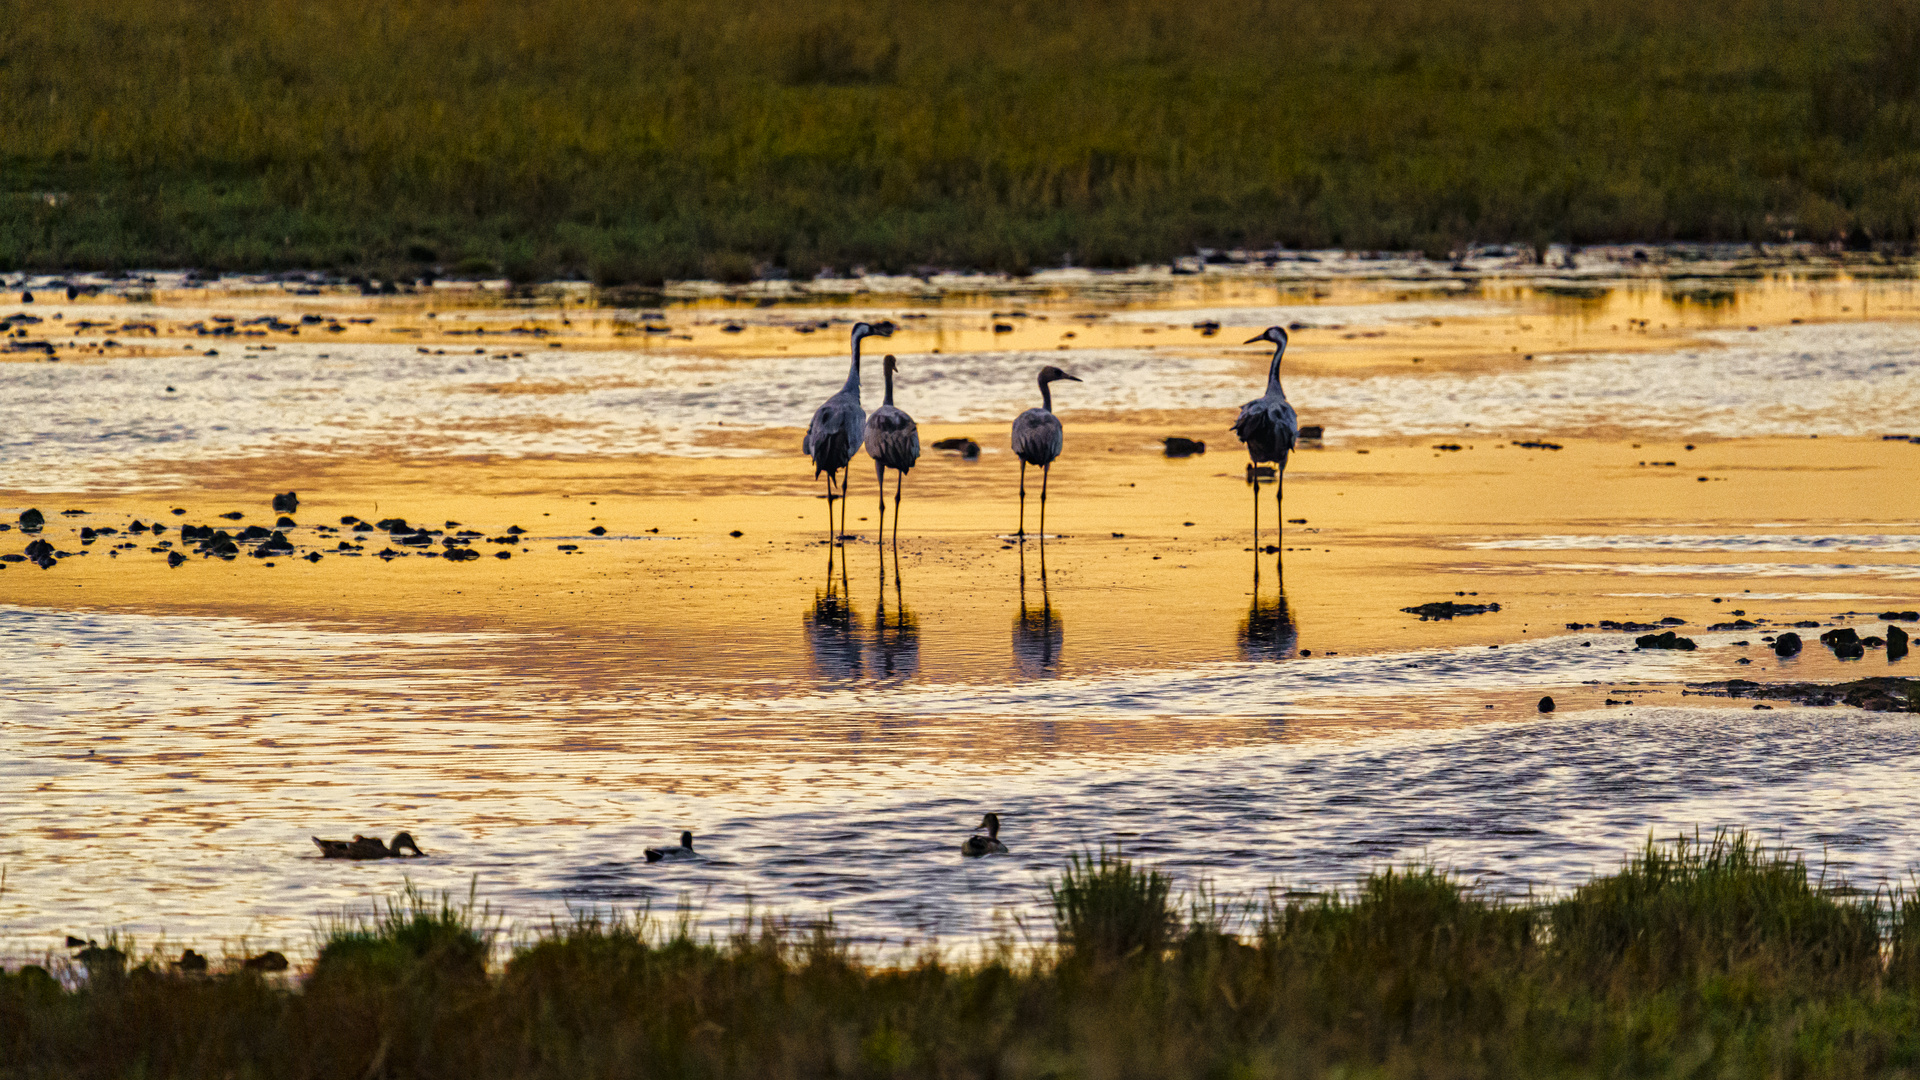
left=1243, top=334, right=1267, bottom=345
left=1063, top=373, right=1082, bottom=382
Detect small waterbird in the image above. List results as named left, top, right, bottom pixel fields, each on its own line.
left=961, top=812, right=1010, bottom=857
left=805, top=321, right=893, bottom=545
left=864, top=354, right=920, bottom=546
left=1232, top=327, right=1300, bottom=550
left=646, top=830, right=696, bottom=862
left=312, top=831, right=426, bottom=860
left=1011, top=366, right=1080, bottom=538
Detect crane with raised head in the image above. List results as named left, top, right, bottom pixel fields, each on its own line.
left=863, top=354, right=920, bottom=547
left=1011, top=365, right=1080, bottom=539
left=804, top=321, right=892, bottom=544
left=1232, top=326, right=1300, bottom=550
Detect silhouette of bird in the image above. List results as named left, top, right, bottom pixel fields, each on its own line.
left=1011, top=366, right=1080, bottom=538
left=312, top=831, right=425, bottom=860
left=646, top=830, right=696, bottom=862
left=805, top=322, right=892, bottom=544
left=864, top=354, right=920, bottom=546
left=961, top=813, right=1010, bottom=857
left=1232, top=327, right=1300, bottom=550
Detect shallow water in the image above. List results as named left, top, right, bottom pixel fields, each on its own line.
left=4, top=268, right=1920, bottom=963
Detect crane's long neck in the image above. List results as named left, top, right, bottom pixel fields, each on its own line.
left=1040, top=378, right=1054, bottom=413
left=1266, top=341, right=1286, bottom=396
left=843, top=334, right=864, bottom=394
left=883, top=364, right=896, bottom=406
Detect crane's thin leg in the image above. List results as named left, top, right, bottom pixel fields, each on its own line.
left=874, top=460, right=886, bottom=552
left=1276, top=472, right=1283, bottom=549
left=1039, top=463, right=1050, bottom=540
left=1018, top=462, right=1027, bottom=539
left=893, top=471, right=903, bottom=548
left=839, top=466, right=852, bottom=543
left=823, top=473, right=838, bottom=568
left=1252, top=464, right=1261, bottom=552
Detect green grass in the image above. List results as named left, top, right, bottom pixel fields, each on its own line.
left=4, top=0, right=1920, bottom=277
left=12, top=834, right=1920, bottom=1077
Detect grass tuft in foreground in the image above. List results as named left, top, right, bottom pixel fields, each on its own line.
left=9, top=835, right=1920, bottom=1077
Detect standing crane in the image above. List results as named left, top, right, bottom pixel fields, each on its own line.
left=804, top=321, right=892, bottom=545
left=1232, top=326, right=1300, bottom=551
left=1010, top=365, right=1080, bottom=539
left=863, top=354, right=920, bottom=547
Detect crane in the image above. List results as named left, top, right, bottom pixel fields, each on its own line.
left=863, top=354, right=920, bottom=547
left=1232, top=326, right=1300, bottom=551
left=804, top=321, right=892, bottom=544
left=1010, top=365, right=1080, bottom=539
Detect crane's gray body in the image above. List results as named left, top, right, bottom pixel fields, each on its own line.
left=1011, top=408, right=1064, bottom=466
left=803, top=383, right=866, bottom=478
left=1233, top=329, right=1299, bottom=470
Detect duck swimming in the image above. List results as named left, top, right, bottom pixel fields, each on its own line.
left=646, top=830, right=696, bottom=863
left=312, top=831, right=426, bottom=860
left=961, top=813, right=1010, bottom=857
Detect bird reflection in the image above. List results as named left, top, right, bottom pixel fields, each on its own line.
left=1013, top=542, right=1063, bottom=677
left=805, top=550, right=865, bottom=682
left=1239, top=551, right=1298, bottom=661
left=872, top=549, right=920, bottom=683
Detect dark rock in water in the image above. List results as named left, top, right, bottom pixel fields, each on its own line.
left=340, top=515, right=360, bottom=525
left=376, top=548, right=401, bottom=560
left=275, top=516, right=297, bottom=528
left=271, top=491, right=298, bottom=513
left=79, top=527, right=96, bottom=539
left=1297, top=425, right=1324, bottom=440
left=237, top=525, right=272, bottom=541
left=1401, top=600, right=1501, bottom=620
left=244, top=950, right=289, bottom=972
left=336, top=541, right=357, bottom=551
left=1890, top=625, right=1910, bottom=661
left=932, top=437, right=982, bottom=459
left=398, top=530, right=432, bottom=546
left=1538, top=696, right=1555, bottom=713
left=507, top=525, right=527, bottom=534
left=1635, top=630, right=1696, bottom=650
left=181, top=524, right=212, bottom=540
left=1659, top=617, right=1686, bottom=626
left=352, top=521, right=374, bottom=532
left=1599, top=620, right=1660, bottom=632
left=171, top=508, right=185, bottom=516
left=1821, top=627, right=1867, bottom=660
left=1691, top=675, right=1920, bottom=712
left=377, top=518, right=410, bottom=532
left=557, top=543, right=579, bottom=551
left=1709, top=619, right=1758, bottom=631
left=1834, top=639, right=1865, bottom=660
left=729, top=530, right=743, bottom=537
left=1792, top=620, right=1821, bottom=628
left=1163, top=436, right=1206, bottom=457
left=444, top=547, right=480, bottom=562
left=18, top=508, right=44, bottom=532
left=25, top=538, right=56, bottom=568
left=1774, top=632, right=1803, bottom=656
left=167, top=551, right=186, bottom=567
left=589, top=525, right=607, bottom=536
left=259, top=531, right=295, bottom=553
left=495, top=551, right=512, bottom=560
left=129, top=520, right=148, bottom=532
left=220, top=511, right=244, bottom=520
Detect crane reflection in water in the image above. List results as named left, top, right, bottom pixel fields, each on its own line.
left=803, top=544, right=920, bottom=685
left=1013, top=541, right=1063, bottom=678
left=871, top=548, right=920, bottom=684
left=1239, top=550, right=1298, bottom=661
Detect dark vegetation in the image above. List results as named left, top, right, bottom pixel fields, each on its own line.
left=6, top=0, right=1920, bottom=278
left=12, top=836, right=1920, bottom=1076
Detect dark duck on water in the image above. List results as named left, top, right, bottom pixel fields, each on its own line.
left=312, top=831, right=426, bottom=860
left=646, top=830, right=696, bottom=862
left=962, top=813, right=1010, bottom=857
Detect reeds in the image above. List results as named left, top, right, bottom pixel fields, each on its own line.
left=7, top=836, right=1920, bottom=1077
left=3, top=0, right=1920, bottom=275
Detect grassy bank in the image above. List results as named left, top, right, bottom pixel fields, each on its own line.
left=9, top=835, right=1920, bottom=1077
left=4, top=0, right=1920, bottom=278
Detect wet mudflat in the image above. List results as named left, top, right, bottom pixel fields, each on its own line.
left=2, top=257, right=1919, bottom=962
